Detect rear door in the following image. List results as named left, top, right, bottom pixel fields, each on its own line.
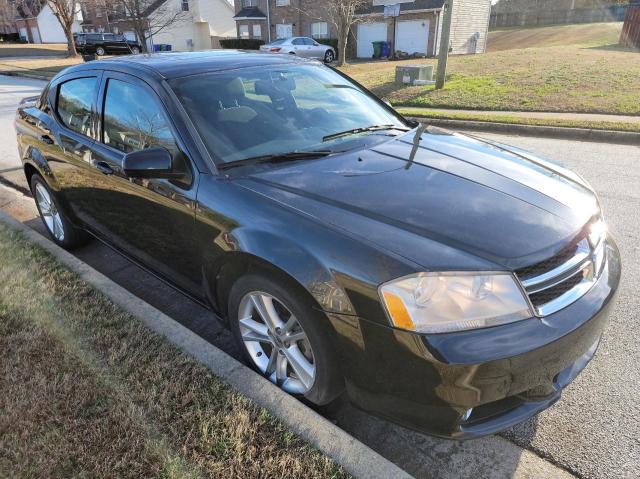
left=81, top=71, right=202, bottom=296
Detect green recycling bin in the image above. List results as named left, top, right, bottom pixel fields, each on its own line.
left=372, top=41, right=383, bottom=59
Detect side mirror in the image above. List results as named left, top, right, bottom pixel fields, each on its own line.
left=122, top=147, right=182, bottom=179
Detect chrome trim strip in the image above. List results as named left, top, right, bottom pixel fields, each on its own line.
left=521, top=239, right=591, bottom=291
left=535, top=273, right=597, bottom=317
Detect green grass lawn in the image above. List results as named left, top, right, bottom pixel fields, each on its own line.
left=0, top=222, right=347, bottom=479
left=398, top=108, right=640, bottom=132
left=340, top=22, right=640, bottom=115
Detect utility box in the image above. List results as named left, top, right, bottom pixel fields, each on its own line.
left=395, top=65, right=434, bottom=86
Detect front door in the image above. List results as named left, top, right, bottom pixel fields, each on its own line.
left=276, top=24, right=293, bottom=39
left=79, top=72, right=202, bottom=296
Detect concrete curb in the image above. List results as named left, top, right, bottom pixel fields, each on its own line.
left=0, top=208, right=412, bottom=479
left=406, top=117, right=640, bottom=145
left=1, top=70, right=54, bottom=81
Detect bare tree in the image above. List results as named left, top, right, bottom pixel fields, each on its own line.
left=46, top=0, right=79, bottom=56
left=296, top=0, right=368, bottom=66
left=111, top=0, right=189, bottom=53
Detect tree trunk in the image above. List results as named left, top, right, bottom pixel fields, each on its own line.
left=135, top=24, right=149, bottom=53
left=336, top=29, right=348, bottom=67
left=64, top=25, right=78, bottom=57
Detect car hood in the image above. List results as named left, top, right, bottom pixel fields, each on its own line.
left=238, top=128, right=599, bottom=270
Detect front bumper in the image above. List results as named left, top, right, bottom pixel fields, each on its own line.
left=329, top=240, right=621, bottom=439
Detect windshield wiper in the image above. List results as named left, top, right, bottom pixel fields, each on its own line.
left=323, top=125, right=410, bottom=142
left=218, top=150, right=334, bottom=170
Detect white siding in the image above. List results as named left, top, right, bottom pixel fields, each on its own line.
left=150, top=0, right=235, bottom=52
left=448, top=0, right=492, bottom=54
left=36, top=4, right=81, bottom=43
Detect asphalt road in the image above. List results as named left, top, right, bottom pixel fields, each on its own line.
left=1, top=74, right=638, bottom=478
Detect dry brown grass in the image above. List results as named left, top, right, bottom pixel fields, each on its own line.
left=0, top=223, right=347, bottom=479
left=0, top=58, right=80, bottom=79
left=487, top=22, right=624, bottom=52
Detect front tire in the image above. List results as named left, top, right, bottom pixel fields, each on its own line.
left=324, top=49, right=335, bottom=63
left=30, top=174, right=88, bottom=250
left=130, top=46, right=140, bottom=54
left=95, top=46, right=105, bottom=56
left=228, top=273, right=343, bottom=405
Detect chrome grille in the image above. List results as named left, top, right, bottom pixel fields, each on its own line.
left=517, top=226, right=606, bottom=316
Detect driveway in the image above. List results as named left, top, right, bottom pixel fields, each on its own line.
left=0, top=75, right=45, bottom=173
left=1, top=74, right=637, bottom=478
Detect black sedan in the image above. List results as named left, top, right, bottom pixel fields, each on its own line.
left=14, top=51, right=621, bottom=439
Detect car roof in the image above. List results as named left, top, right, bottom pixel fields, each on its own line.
left=61, top=50, right=314, bottom=80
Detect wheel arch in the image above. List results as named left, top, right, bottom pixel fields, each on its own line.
left=205, top=229, right=355, bottom=321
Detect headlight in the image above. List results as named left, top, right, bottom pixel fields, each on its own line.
left=588, top=217, right=607, bottom=248
left=379, top=272, right=533, bottom=334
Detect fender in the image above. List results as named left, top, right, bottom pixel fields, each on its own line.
left=205, top=227, right=356, bottom=317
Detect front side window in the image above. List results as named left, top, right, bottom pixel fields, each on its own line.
left=56, top=77, right=97, bottom=136
left=170, top=64, right=407, bottom=164
left=102, top=79, right=176, bottom=154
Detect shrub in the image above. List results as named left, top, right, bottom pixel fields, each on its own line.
left=220, top=38, right=265, bottom=50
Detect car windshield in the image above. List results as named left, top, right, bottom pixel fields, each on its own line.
left=169, top=64, right=408, bottom=164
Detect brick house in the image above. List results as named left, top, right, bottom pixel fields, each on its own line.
left=233, top=0, right=491, bottom=59
left=233, top=0, right=334, bottom=44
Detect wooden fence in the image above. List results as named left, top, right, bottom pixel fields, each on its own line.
left=620, top=6, right=640, bottom=48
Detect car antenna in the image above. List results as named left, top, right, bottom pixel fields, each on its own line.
left=406, top=123, right=428, bottom=170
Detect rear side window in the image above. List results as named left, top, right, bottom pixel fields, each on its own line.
left=102, top=79, right=176, bottom=154
left=292, top=38, right=305, bottom=45
left=56, top=77, right=97, bottom=136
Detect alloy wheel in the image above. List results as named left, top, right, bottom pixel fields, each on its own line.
left=325, top=50, right=335, bottom=63
left=238, top=291, right=316, bottom=394
left=35, top=182, right=65, bottom=242
left=96, top=47, right=105, bottom=56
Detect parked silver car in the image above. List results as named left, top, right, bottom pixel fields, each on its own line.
left=259, top=37, right=336, bottom=63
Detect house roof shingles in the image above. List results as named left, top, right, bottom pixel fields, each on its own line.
left=234, top=6, right=267, bottom=19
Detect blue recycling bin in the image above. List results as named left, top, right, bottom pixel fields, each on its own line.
left=381, top=41, right=392, bottom=57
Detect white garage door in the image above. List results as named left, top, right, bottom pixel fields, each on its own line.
left=395, top=19, right=429, bottom=55
left=357, top=22, right=388, bottom=58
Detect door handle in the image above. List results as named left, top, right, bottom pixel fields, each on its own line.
left=40, top=134, right=54, bottom=145
left=93, top=160, right=114, bottom=175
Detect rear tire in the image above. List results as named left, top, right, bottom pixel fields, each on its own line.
left=228, top=273, right=343, bottom=405
left=130, top=46, right=140, bottom=54
left=30, top=174, right=89, bottom=250
left=95, top=46, right=105, bottom=56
